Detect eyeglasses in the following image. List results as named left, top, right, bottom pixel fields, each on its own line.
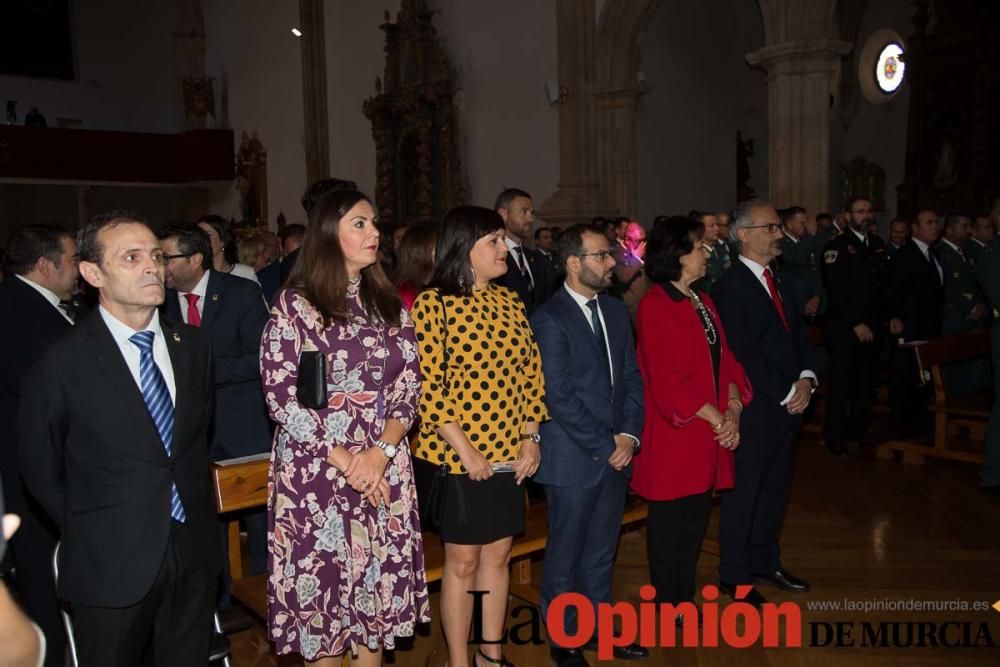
left=162, top=252, right=194, bottom=261
left=743, top=223, right=784, bottom=233
left=578, top=250, right=615, bottom=262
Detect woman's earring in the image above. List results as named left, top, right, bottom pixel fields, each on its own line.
left=458, top=272, right=467, bottom=289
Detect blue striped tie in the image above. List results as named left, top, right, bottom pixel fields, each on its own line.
left=129, top=331, right=186, bottom=523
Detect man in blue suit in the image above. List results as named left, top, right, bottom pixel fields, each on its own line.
left=157, top=222, right=272, bottom=600
left=531, top=224, right=646, bottom=666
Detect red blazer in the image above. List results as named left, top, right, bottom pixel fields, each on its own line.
left=398, top=282, right=419, bottom=312
left=630, top=283, right=752, bottom=501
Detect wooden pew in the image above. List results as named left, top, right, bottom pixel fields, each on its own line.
left=212, top=457, right=656, bottom=619
left=876, top=330, right=991, bottom=464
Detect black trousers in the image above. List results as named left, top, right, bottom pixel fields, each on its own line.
left=823, top=328, right=877, bottom=449
left=719, top=405, right=799, bottom=583
left=889, top=338, right=932, bottom=435
left=70, top=520, right=216, bottom=667
left=541, top=470, right=628, bottom=644
left=9, top=499, right=66, bottom=667
left=645, top=492, right=712, bottom=605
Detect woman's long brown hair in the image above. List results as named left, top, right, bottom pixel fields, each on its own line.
left=288, top=189, right=402, bottom=327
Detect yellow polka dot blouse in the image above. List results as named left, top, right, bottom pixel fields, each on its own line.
left=411, top=285, right=548, bottom=473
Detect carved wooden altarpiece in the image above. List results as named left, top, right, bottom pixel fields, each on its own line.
left=898, top=0, right=1000, bottom=216
left=363, top=0, right=466, bottom=226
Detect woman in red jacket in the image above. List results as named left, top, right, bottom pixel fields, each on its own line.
left=631, top=216, right=752, bottom=611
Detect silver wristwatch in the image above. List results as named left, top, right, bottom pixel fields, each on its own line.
left=375, top=440, right=398, bottom=458
left=519, top=432, right=541, bottom=444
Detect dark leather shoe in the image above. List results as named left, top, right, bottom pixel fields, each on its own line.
left=550, top=647, right=589, bottom=666
left=719, top=581, right=768, bottom=607
left=753, top=568, right=810, bottom=592
left=581, top=639, right=649, bottom=660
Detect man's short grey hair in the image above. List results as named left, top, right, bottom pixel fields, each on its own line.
left=729, top=199, right=773, bottom=243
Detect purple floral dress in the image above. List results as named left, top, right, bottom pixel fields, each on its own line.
left=260, top=284, right=429, bottom=660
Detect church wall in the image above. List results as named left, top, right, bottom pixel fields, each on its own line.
left=635, top=0, right=767, bottom=224
left=830, top=0, right=913, bottom=227
left=431, top=0, right=560, bottom=210
left=203, top=0, right=307, bottom=226
left=0, top=0, right=181, bottom=134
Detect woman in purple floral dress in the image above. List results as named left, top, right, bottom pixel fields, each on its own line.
left=260, top=189, right=429, bottom=666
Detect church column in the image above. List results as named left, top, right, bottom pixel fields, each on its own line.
left=594, top=87, right=640, bottom=219
left=747, top=41, right=850, bottom=214
left=539, top=0, right=612, bottom=225
left=747, top=0, right=851, bottom=215
left=299, top=0, right=330, bottom=185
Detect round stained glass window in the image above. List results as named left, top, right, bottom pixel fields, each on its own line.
left=875, top=43, right=905, bottom=94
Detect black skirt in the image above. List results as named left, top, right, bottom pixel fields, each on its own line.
left=438, top=472, right=526, bottom=545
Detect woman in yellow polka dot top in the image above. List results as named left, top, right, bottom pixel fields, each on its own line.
left=410, top=205, right=547, bottom=667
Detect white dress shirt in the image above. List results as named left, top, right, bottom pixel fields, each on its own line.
left=564, top=284, right=614, bottom=385
left=737, top=256, right=818, bottom=406
left=504, top=236, right=535, bottom=285
left=229, top=262, right=261, bottom=286
left=176, top=269, right=210, bottom=323
left=16, top=274, right=74, bottom=325
left=849, top=227, right=867, bottom=244
left=99, top=306, right=177, bottom=404
left=912, top=238, right=944, bottom=283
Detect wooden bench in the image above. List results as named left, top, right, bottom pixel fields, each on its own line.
left=212, top=457, right=659, bottom=620
left=877, top=330, right=991, bottom=464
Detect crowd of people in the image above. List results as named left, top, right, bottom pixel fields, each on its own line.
left=1, top=177, right=998, bottom=667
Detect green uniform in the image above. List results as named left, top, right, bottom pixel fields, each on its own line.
left=692, top=242, right=726, bottom=294
left=778, top=232, right=825, bottom=315
left=936, top=239, right=989, bottom=395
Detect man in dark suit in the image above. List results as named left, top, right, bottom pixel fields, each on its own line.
left=494, top=188, right=557, bottom=315
left=158, top=222, right=272, bottom=586
left=964, top=215, right=994, bottom=265
left=712, top=201, right=813, bottom=607
left=18, top=212, right=220, bottom=666
left=819, top=196, right=886, bottom=455
left=691, top=211, right=726, bottom=294
left=886, top=218, right=909, bottom=259
left=0, top=224, right=85, bottom=667
left=886, top=214, right=944, bottom=437
left=532, top=224, right=646, bottom=666
left=976, top=252, right=1000, bottom=496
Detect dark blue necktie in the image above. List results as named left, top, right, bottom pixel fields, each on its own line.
left=129, top=331, right=186, bottom=523
left=586, top=299, right=612, bottom=387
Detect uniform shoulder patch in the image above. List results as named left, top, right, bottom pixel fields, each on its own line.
left=824, top=249, right=839, bottom=264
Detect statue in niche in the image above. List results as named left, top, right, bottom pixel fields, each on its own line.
left=932, top=136, right=958, bottom=189
left=736, top=131, right=756, bottom=202
left=234, top=131, right=268, bottom=227
left=6, top=101, right=17, bottom=125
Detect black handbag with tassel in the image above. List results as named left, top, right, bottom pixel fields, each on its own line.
left=297, top=339, right=328, bottom=410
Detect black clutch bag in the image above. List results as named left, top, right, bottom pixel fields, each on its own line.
left=297, top=349, right=327, bottom=409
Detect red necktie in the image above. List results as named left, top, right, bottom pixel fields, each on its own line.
left=185, top=293, right=201, bottom=327
left=763, top=267, right=789, bottom=331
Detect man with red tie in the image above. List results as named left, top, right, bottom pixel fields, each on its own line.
left=157, top=222, right=272, bottom=604
left=711, top=201, right=814, bottom=606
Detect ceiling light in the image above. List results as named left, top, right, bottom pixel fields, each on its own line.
left=291, top=28, right=302, bottom=37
